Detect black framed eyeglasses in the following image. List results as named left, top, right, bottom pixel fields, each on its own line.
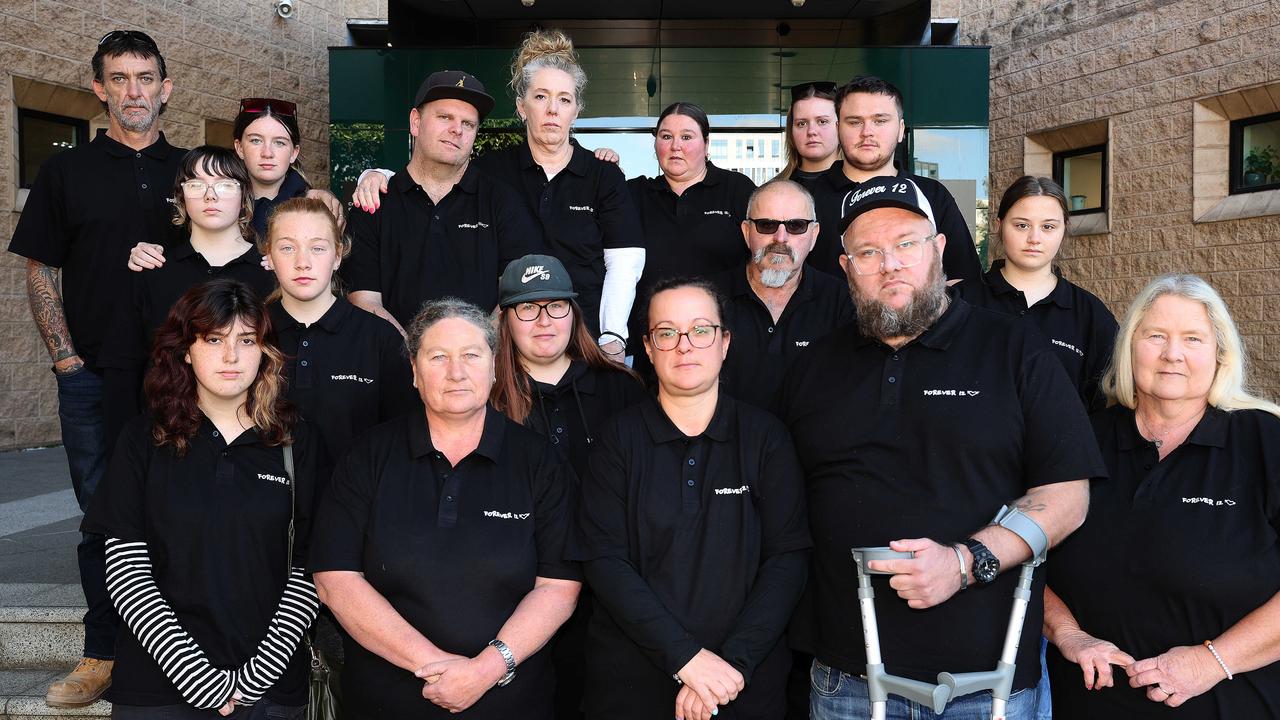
left=239, top=97, right=298, bottom=119
left=747, top=218, right=815, bottom=235
left=511, top=300, right=571, bottom=322
left=98, top=30, right=159, bottom=49
left=648, top=324, right=722, bottom=351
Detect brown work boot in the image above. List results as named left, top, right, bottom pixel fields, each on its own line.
left=44, top=658, right=113, bottom=708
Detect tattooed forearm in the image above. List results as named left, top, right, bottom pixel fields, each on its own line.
left=25, top=260, right=78, bottom=365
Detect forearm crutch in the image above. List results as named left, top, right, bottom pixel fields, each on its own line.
left=848, top=547, right=1041, bottom=720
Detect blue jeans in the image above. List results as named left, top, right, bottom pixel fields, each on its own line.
left=810, top=659, right=1037, bottom=720
left=1034, top=637, right=1052, bottom=720
left=56, top=366, right=118, bottom=659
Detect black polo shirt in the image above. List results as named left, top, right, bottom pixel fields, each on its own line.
left=571, top=394, right=811, bottom=719
left=1046, top=405, right=1280, bottom=719
left=777, top=294, right=1105, bottom=691
left=269, top=298, right=418, bottom=463
left=8, top=130, right=185, bottom=371
left=341, top=164, right=543, bottom=328
left=250, top=168, right=309, bottom=242
left=82, top=415, right=322, bottom=706
left=98, top=242, right=276, bottom=448
left=710, top=265, right=855, bottom=409
left=310, top=408, right=578, bottom=720
left=958, top=260, right=1118, bottom=412
left=807, top=163, right=982, bottom=286
left=523, top=360, right=649, bottom=480
left=475, top=141, right=645, bottom=335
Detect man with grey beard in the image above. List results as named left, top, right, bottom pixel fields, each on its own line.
left=8, top=30, right=186, bottom=708
left=777, top=175, right=1101, bottom=719
left=711, top=179, right=854, bottom=409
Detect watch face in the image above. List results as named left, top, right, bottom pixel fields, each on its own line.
left=975, top=556, right=1000, bottom=583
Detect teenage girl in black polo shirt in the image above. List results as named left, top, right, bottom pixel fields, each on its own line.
left=490, top=254, right=647, bottom=720
left=572, top=278, right=810, bottom=720
left=84, top=278, right=322, bottom=719
left=101, top=146, right=276, bottom=449
left=261, top=196, right=416, bottom=462
left=958, top=176, right=1117, bottom=411
left=774, top=81, right=840, bottom=191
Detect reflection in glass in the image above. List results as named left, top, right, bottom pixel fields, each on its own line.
left=19, top=111, right=84, bottom=188
left=1238, top=115, right=1280, bottom=191
left=911, top=127, right=990, bottom=264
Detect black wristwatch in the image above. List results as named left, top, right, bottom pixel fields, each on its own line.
left=963, top=538, right=1000, bottom=585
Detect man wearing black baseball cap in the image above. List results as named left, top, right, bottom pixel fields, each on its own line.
left=778, top=174, right=1101, bottom=718
left=343, top=70, right=542, bottom=332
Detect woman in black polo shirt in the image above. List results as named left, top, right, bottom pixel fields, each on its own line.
left=83, top=278, right=322, bottom=719
left=1044, top=274, right=1280, bottom=719
left=774, top=81, right=839, bottom=191
left=311, top=298, right=581, bottom=720
left=261, top=196, right=416, bottom=462
left=100, top=146, right=277, bottom=449
left=958, top=176, right=1117, bottom=411
left=490, top=254, right=647, bottom=719
left=572, top=278, right=810, bottom=720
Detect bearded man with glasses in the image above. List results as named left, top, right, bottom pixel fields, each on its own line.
left=777, top=175, right=1105, bottom=720
left=7, top=29, right=186, bottom=708
left=709, top=179, right=854, bottom=410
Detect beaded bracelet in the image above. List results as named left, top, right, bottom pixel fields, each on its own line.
left=1203, top=640, right=1234, bottom=680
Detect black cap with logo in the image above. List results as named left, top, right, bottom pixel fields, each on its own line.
left=412, top=70, right=496, bottom=120
left=838, top=175, right=937, bottom=235
left=499, top=254, right=579, bottom=307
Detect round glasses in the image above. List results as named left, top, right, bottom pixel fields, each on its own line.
left=648, top=324, right=722, bottom=351
left=181, top=180, right=242, bottom=198
left=845, top=235, right=935, bottom=276
left=512, top=300, right=571, bottom=322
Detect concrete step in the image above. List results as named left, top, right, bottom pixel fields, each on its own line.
left=0, top=586, right=85, bottom=671
left=0, top=668, right=109, bottom=720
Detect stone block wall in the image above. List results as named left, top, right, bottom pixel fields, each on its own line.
left=953, top=0, right=1280, bottom=398
left=0, top=0, right=385, bottom=450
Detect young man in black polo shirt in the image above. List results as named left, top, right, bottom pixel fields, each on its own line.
left=778, top=176, right=1105, bottom=719
left=806, top=75, right=982, bottom=287
left=711, top=179, right=854, bottom=409
left=342, top=71, right=543, bottom=332
left=7, top=30, right=185, bottom=707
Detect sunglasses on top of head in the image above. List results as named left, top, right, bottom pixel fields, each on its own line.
left=238, top=97, right=297, bottom=119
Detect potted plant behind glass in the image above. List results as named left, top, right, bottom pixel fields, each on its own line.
left=1243, top=145, right=1276, bottom=187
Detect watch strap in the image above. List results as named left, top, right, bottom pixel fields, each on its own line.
left=488, top=639, right=516, bottom=687
left=963, top=537, right=1000, bottom=584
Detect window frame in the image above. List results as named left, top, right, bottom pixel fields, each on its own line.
left=17, top=108, right=89, bottom=189
left=1052, top=143, right=1108, bottom=216
left=1229, top=111, right=1280, bottom=195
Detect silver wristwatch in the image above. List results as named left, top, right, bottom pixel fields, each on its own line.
left=488, top=638, right=516, bottom=687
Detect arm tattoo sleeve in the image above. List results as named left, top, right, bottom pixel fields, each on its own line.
left=25, top=260, right=77, bottom=363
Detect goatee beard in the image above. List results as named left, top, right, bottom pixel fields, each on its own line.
left=753, top=244, right=798, bottom=288
left=851, top=260, right=948, bottom=341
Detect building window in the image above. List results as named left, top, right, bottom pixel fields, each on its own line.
left=1230, top=112, right=1280, bottom=194
left=1053, top=144, right=1107, bottom=215
left=18, top=109, right=87, bottom=188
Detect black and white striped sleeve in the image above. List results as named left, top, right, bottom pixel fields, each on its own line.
left=104, top=538, right=236, bottom=709
left=234, top=567, right=320, bottom=703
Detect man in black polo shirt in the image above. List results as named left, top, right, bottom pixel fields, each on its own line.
left=342, top=71, right=542, bottom=332
left=778, top=176, right=1104, bottom=719
left=7, top=30, right=185, bottom=708
left=711, top=179, right=853, bottom=409
left=806, top=75, right=982, bottom=287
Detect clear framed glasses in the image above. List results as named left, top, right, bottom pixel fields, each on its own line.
left=846, top=235, right=936, bottom=276
left=512, top=300, right=571, bottom=322
left=747, top=218, right=815, bottom=235
left=648, top=324, right=722, bottom=351
left=181, top=180, right=242, bottom=198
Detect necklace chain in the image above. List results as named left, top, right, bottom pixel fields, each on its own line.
left=1137, top=409, right=1202, bottom=450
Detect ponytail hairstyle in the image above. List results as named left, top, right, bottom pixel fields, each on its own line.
left=510, top=29, right=587, bottom=114
left=776, top=82, right=837, bottom=181
left=996, top=175, right=1071, bottom=244
left=258, top=196, right=351, bottom=301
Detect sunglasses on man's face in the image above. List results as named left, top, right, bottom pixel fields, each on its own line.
left=239, top=97, right=297, bottom=119
left=747, top=217, right=815, bottom=235
left=98, top=29, right=159, bottom=48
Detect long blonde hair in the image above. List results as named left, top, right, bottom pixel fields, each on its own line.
left=1102, top=274, right=1280, bottom=418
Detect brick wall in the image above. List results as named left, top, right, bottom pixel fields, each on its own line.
left=0, top=0, right=385, bottom=450
left=954, top=0, right=1280, bottom=398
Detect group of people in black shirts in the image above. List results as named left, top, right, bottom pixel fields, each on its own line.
left=9, top=24, right=1280, bottom=720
